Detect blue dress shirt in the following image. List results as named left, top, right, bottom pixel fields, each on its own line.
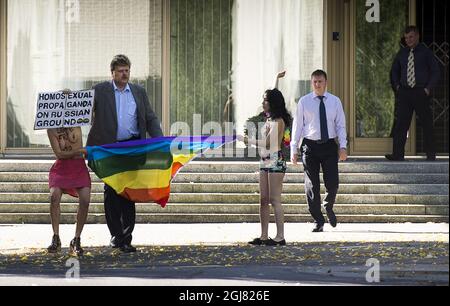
left=113, top=81, right=139, bottom=141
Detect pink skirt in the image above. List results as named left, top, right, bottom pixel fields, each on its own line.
left=49, top=159, right=91, bottom=198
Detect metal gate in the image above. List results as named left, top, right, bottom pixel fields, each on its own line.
left=416, top=0, right=449, bottom=154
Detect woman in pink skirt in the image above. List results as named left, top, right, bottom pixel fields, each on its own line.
left=47, top=127, right=91, bottom=256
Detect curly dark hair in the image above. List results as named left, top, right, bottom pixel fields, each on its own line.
left=264, top=88, right=292, bottom=128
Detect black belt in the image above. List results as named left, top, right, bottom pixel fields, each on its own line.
left=304, top=138, right=334, bottom=145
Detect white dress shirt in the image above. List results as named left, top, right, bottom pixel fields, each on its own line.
left=290, top=92, right=347, bottom=156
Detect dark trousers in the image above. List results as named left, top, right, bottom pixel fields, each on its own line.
left=393, top=87, right=436, bottom=158
left=104, top=185, right=136, bottom=245
left=301, top=139, right=339, bottom=225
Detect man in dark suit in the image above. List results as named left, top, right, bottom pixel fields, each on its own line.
left=386, top=26, right=440, bottom=161
left=87, top=54, right=163, bottom=252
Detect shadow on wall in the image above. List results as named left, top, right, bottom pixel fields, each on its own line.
left=7, top=97, right=30, bottom=148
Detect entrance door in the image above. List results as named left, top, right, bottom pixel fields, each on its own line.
left=349, top=0, right=414, bottom=155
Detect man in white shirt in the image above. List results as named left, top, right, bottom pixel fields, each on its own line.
left=291, top=70, right=348, bottom=232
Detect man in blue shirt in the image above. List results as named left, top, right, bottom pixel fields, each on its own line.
left=87, top=55, right=163, bottom=252
left=387, top=26, right=440, bottom=161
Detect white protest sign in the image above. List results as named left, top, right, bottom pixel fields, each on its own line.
left=34, top=90, right=94, bottom=130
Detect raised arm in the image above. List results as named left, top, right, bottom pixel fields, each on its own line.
left=274, top=70, right=286, bottom=89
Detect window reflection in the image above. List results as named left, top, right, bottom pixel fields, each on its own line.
left=7, top=0, right=163, bottom=148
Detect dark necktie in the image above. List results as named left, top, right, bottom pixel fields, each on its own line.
left=319, top=96, right=329, bottom=142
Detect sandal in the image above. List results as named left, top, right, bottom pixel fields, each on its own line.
left=47, top=235, right=61, bottom=253
left=69, top=237, right=84, bottom=257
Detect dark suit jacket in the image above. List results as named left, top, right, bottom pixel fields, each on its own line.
left=87, top=81, right=163, bottom=146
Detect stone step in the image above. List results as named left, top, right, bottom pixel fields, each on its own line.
left=0, top=172, right=448, bottom=184
left=0, top=203, right=447, bottom=216
left=1, top=160, right=448, bottom=174
left=0, top=193, right=448, bottom=205
left=0, top=182, right=448, bottom=195
left=0, top=213, right=447, bottom=224
left=0, top=160, right=447, bottom=224
left=173, top=173, right=449, bottom=184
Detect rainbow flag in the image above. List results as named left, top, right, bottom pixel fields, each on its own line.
left=86, top=136, right=234, bottom=207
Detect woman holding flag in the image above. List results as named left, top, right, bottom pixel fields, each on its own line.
left=238, top=72, right=292, bottom=246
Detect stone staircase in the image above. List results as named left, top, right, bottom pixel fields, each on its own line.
left=0, top=159, right=448, bottom=224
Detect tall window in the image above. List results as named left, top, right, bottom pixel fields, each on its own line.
left=7, top=0, right=163, bottom=148
left=170, top=0, right=324, bottom=135
left=232, top=0, right=323, bottom=135
left=170, top=0, right=233, bottom=131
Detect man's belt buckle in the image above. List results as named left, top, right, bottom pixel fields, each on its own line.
left=316, top=140, right=327, bottom=145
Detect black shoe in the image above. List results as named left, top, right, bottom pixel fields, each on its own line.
left=385, top=154, right=405, bottom=161
left=326, top=209, right=337, bottom=228
left=312, top=224, right=324, bottom=233
left=248, top=238, right=269, bottom=246
left=120, top=244, right=137, bottom=253
left=47, top=235, right=61, bottom=254
left=69, top=237, right=84, bottom=257
left=264, top=238, right=286, bottom=246
left=110, top=236, right=121, bottom=249
left=426, top=155, right=436, bottom=162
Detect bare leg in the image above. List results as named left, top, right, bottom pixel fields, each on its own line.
left=49, top=188, right=63, bottom=236
left=74, top=187, right=91, bottom=238
left=259, top=171, right=270, bottom=240
left=269, top=173, right=285, bottom=242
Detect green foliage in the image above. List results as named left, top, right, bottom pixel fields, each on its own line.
left=170, top=0, right=233, bottom=131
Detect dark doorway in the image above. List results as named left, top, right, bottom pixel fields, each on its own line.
left=416, top=0, right=449, bottom=154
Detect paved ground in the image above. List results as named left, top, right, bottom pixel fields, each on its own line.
left=0, top=223, right=448, bottom=286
